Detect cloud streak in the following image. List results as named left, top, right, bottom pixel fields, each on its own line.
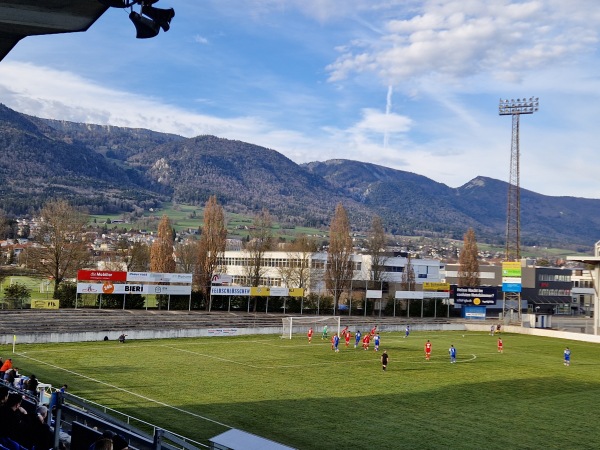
left=1, top=1, right=600, bottom=200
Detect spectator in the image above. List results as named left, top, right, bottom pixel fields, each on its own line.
left=25, top=374, right=39, bottom=397
left=3, top=368, right=18, bottom=385
left=0, top=386, right=8, bottom=406
left=113, top=434, right=129, bottom=450
left=0, top=358, right=12, bottom=379
left=0, top=392, right=28, bottom=441
left=118, top=333, right=127, bottom=343
left=90, top=430, right=116, bottom=450
left=24, top=405, right=57, bottom=450
left=60, top=384, right=68, bottom=393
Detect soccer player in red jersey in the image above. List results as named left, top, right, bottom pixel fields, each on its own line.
left=363, top=333, right=371, bottom=350
left=425, top=339, right=432, bottom=360
left=307, top=327, right=313, bottom=343
left=345, top=330, right=351, bottom=348
left=497, top=338, right=503, bottom=353
left=370, top=325, right=377, bottom=337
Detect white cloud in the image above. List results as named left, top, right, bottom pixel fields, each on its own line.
left=327, top=1, right=600, bottom=84
left=3, top=1, right=600, bottom=201
left=193, top=35, right=209, bottom=45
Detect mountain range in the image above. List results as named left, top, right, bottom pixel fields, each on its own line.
left=0, top=103, right=598, bottom=251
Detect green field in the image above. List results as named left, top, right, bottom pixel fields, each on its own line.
left=5, top=331, right=598, bottom=449
left=0, top=275, right=54, bottom=301
left=90, top=202, right=323, bottom=241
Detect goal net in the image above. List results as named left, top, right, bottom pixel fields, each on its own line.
left=281, top=316, right=341, bottom=340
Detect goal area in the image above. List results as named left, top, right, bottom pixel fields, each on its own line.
left=281, top=316, right=341, bottom=339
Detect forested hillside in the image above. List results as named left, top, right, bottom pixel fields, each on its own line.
left=0, top=103, right=598, bottom=250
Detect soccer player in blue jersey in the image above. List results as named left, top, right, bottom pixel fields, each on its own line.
left=374, top=333, right=381, bottom=351
left=333, top=333, right=340, bottom=352
left=404, top=325, right=410, bottom=338
left=564, top=347, right=571, bottom=366
left=449, top=344, right=456, bottom=363
left=354, top=330, right=361, bottom=348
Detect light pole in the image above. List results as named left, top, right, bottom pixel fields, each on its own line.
left=499, top=97, right=539, bottom=320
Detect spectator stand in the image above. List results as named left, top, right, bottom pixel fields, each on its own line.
left=55, top=391, right=206, bottom=450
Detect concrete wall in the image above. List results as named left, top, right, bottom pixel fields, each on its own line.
left=463, top=323, right=600, bottom=344
left=4, top=322, right=600, bottom=345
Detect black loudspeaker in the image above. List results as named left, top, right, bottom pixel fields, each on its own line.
left=141, top=5, right=175, bottom=32
left=129, top=11, right=160, bottom=39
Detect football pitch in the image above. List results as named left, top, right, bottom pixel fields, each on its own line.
left=5, top=331, right=600, bottom=449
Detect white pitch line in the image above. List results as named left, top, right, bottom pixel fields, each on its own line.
left=162, top=345, right=262, bottom=369
left=14, top=352, right=232, bottom=429
left=162, top=345, right=379, bottom=369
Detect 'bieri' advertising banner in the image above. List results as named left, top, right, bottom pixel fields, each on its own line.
left=77, top=283, right=191, bottom=295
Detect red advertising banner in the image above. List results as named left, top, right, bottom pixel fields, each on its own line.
left=77, top=270, right=127, bottom=282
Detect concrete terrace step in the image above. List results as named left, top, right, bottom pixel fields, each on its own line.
left=0, top=309, right=450, bottom=335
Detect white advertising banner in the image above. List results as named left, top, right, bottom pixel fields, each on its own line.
left=212, top=273, right=233, bottom=284
left=211, top=286, right=251, bottom=296
left=366, top=290, right=383, bottom=299
left=126, top=272, right=193, bottom=283
left=77, top=283, right=191, bottom=295
left=423, top=292, right=450, bottom=298
left=269, top=287, right=289, bottom=296
left=395, top=291, right=424, bottom=299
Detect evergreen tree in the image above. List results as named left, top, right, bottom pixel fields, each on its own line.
left=4, top=282, right=31, bottom=308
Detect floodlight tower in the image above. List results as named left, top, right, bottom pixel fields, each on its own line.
left=498, top=97, right=539, bottom=320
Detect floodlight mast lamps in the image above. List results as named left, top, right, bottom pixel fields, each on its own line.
left=498, top=97, right=539, bottom=321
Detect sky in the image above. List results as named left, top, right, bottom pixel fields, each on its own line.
left=1, top=0, right=600, bottom=198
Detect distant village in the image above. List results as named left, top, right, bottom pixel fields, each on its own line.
left=0, top=215, right=575, bottom=269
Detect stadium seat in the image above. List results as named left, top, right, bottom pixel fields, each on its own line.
left=70, top=422, right=102, bottom=450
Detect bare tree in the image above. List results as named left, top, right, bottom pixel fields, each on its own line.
left=400, top=253, right=415, bottom=291
left=366, top=215, right=388, bottom=289
left=325, top=203, right=354, bottom=314
left=244, top=208, right=274, bottom=311
left=458, top=227, right=480, bottom=287
left=277, top=235, right=317, bottom=289
left=150, top=214, right=176, bottom=273
left=197, top=196, right=227, bottom=310
left=26, top=200, right=90, bottom=296
left=127, top=241, right=150, bottom=272
left=176, top=237, right=199, bottom=274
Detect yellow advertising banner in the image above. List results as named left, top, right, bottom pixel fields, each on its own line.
left=288, top=288, right=305, bottom=297
left=502, top=261, right=522, bottom=277
left=250, top=286, right=271, bottom=296
left=423, top=282, right=450, bottom=291
left=31, top=299, right=59, bottom=309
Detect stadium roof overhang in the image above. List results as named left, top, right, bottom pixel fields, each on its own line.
left=526, top=295, right=572, bottom=305
left=0, top=0, right=108, bottom=62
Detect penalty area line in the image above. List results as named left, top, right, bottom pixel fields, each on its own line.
left=14, top=352, right=233, bottom=430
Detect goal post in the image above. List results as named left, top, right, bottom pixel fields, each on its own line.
left=281, top=316, right=341, bottom=339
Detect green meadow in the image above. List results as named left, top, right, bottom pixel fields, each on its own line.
left=89, top=202, right=323, bottom=241
left=0, top=275, right=54, bottom=301
left=4, top=331, right=599, bottom=449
